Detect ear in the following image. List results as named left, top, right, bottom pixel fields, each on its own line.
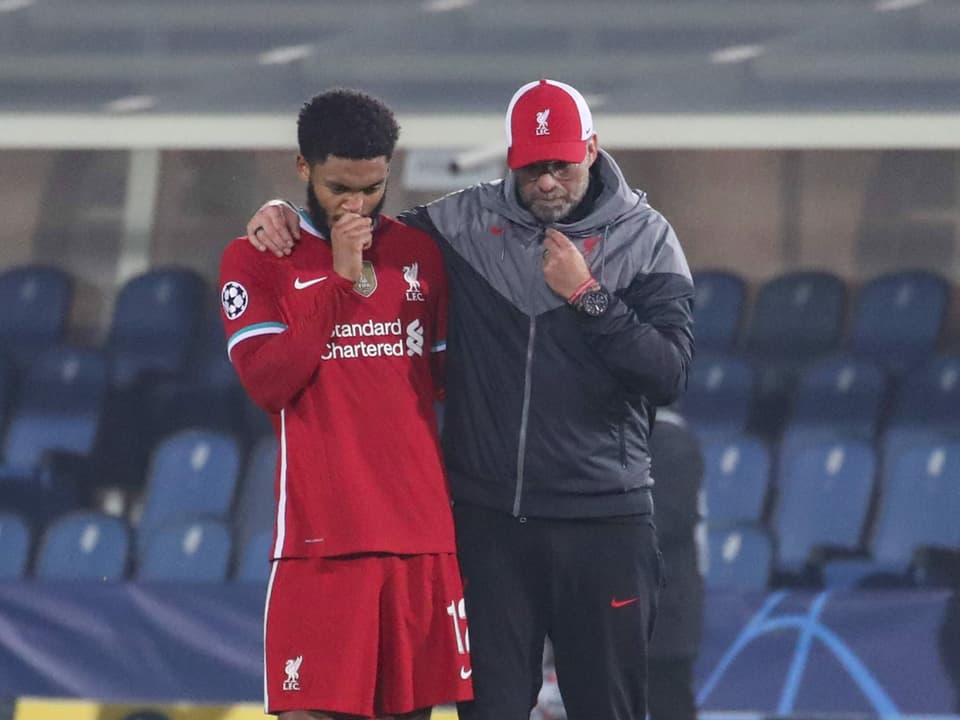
left=296, top=155, right=311, bottom=183
left=585, top=136, right=599, bottom=167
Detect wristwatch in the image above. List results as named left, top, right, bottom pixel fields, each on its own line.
left=575, top=285, right=611, bottom=317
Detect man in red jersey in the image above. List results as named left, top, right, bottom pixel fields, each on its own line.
left=219, top=88, right=472, bottom=720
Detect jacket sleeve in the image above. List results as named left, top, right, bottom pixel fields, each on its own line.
left=397, top=205, right=437, bottom=237
left=219, top=243, right=362, bottom=413
left=578, top=223, right=695, bottom=406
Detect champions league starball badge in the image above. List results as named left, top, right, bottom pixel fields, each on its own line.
left=221, top=281, right=249, bottom=320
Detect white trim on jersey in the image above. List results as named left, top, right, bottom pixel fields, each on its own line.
left=432, top=340, right=447, bottom=352
left=263, top=559, right=279, bottom=712
left=227, top=321, right=287, bottom=358
left=273, top=408, right=288, bottom=558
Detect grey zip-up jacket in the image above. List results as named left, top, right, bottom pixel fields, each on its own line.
left=400, top=150, right=694, bottom=519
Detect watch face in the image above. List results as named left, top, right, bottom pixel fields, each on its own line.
left=581, top=289, right=609, bottom=316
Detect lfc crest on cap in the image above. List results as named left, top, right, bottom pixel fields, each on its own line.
left=354, top=261, right=378, bottom=297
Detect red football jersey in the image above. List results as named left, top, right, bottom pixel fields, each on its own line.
left=220, top=211, right=454, bottom=557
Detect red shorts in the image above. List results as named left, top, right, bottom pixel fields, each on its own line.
left=264, top=553, right=473, bottom=717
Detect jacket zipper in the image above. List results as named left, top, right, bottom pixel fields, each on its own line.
left=513, top=231, right=543, bottom=517
left=513, top=315, right=536, bottom=516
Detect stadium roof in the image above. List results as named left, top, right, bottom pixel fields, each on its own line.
left=2, top=0, right=959, bottom=148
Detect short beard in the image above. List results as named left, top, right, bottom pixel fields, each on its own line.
left=306, top=185, right=387, bottom=238
left=518, top=171, right=590, bottom=224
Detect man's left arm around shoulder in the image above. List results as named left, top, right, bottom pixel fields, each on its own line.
left=576, top=226, right=695, bottom=407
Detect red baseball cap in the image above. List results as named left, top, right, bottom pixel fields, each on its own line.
left=505, top=79, right=595, bottom=170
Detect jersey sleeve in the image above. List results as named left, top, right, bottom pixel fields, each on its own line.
left=218, top=239, right=358, bottom=413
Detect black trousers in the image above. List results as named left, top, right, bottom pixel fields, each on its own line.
left=647, top=656, right=697, bottom=720
left=454, top=503, right=662, bottom=720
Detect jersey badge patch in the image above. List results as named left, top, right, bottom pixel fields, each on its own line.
left=221, top=281, right=248, bottom=320
left=354, top=261, right=378, bottom=297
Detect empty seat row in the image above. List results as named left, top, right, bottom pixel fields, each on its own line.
left=0, top=426, right=278, bottom=571
left=677, top=351, right=960, bottom=441
left=703, top=434, right=960, bottom=590
left=0, top=509, right=273, bottom=583
left=694, top=269, right=950, bottom=374
left=0, top=263, right=220, bottom=389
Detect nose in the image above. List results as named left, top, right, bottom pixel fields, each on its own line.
left=535, top=172, right=560, bottom=193
left=341, top=193, right=364, bottom=214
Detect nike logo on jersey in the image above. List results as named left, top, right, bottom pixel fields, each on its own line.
left=460, top=666, right=473, bottom=680
left=610, top=597, right=638, bottom=608
left=294, top=276, right=328, bottom=290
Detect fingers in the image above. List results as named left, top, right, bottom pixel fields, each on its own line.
left=333, top=213, right=373, bottom=249
left=544, top=228, right=575, bottom=250
left=248, top=204, right=298, bottom=257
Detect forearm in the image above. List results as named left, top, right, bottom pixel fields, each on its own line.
left=230, top=276, right=358, bottom=412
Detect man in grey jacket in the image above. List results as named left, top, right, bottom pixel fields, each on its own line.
left=247, top=79, right=695, bottom=720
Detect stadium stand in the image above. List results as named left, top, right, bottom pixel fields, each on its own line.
left=782, top=355, right=887, bottom=443
left=849, top=270, right=948, bottom=375
left=742, top=270, right=848, bottom=438
left=137, top=517, right=233, bottom=582
left=691, top=270, right=746, bottom=352
left=885, top=352, right=960, bottom=437
left=142, top=298, right=246, bottom=442
left=744, top=270, right=847, bottom=362
left=232, top=434, right=277, bottom=556
left=0, top=264, right=73, bottom=371
left=34, top=510, right=131, bottom=580
left=104, top=267, right=208, bottom=390
left=0, top=346, right=107, bottom=521
left=675, top=353, right=755, bottom=441
left=0, top=510, right=31, bottom=580
left=705, top=525, right=772, bottom=592
left=233, top=528, right=273, bottom=584
left=820, top=439, right=960, bottom=587
left=701, top=435, right=771, bottom=528
left=771, top=439, right=876, bottom=580
left=136, top=428, right=242, bottom=539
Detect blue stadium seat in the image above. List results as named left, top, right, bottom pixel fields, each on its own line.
left=137, top=517, right=232, bottom=582
left=35, top=510, right=130, bottom=580
left=779, top=355, right=887, bottom=455
left=0, top=511, right=31, bottom=580
left=137, top=428, right=242, bottom=537
left=233, top=434, right=277, bottom=555
left=233, top=529, right=273, bottom=584
left=0, top=265, right=73, bottom=370
left=0, top=351, right=15, bottom=434
left=745, top=270, right=847, bottom=361
left=821, top=439, right=960, bottom=587
left=705, top=525, right=772, bottom=591
left=0, top=346, right=106, bottom=473
left=701, top=436, right=771, bottom=527
left=0, top=346, right=107, bottom=519
left=771, top=440, right=876, bottom=575
left=886, top=353, right=960, bottom=437
left=692, top=270, right=746, bottom=351
left=105, top=267, right=208, bottom=389
left=850, top=270, right=947, bottom=375
left=676, top=353, right=755, bottom=439
left=143, top=300, right=245, bottom=440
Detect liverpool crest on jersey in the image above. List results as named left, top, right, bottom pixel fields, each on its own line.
left=354, top=261, right=378, bottom=297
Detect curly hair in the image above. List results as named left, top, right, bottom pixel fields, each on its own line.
left=297, top=88, right=400, bottom=164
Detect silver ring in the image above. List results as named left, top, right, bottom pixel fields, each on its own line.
left=253, top=225, right=265, bottom=236
left=542, top=248, right=550, bottom=257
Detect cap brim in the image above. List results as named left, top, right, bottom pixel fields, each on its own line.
left=507, top=140, right=587, bottom=170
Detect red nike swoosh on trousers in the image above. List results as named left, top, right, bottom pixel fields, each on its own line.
left=610, top=597, right=638, bottom=608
